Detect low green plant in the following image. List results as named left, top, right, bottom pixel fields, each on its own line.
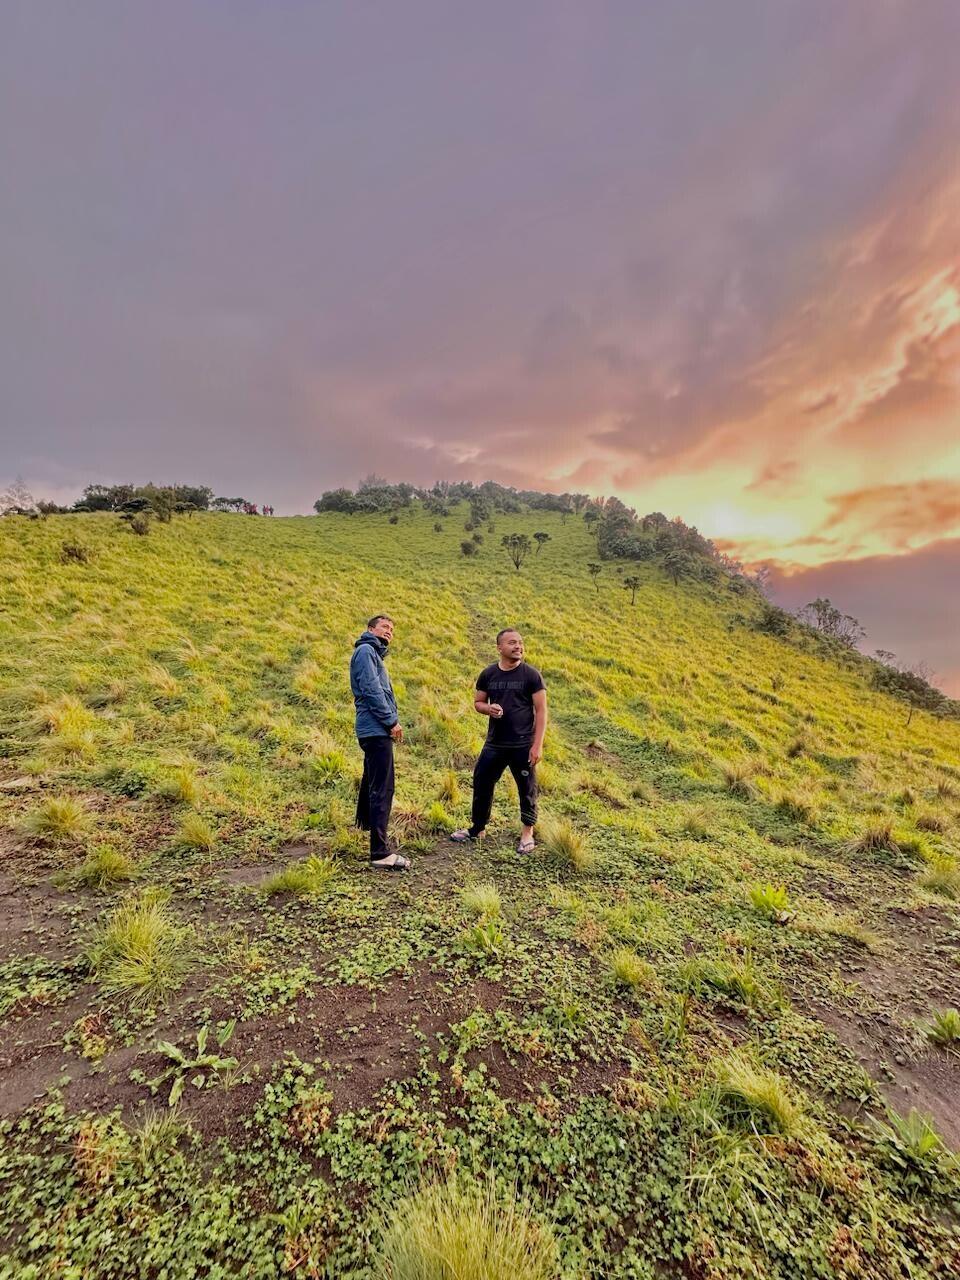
left=373, top=1174, right=559, bottom=1280
left=86, top=889, right=193, bottom=1003
left=439, top=769, right=460, bottom=804
left=155, top=767, right=200, bottom=805
left=263, top=854, right=339, bottom=898
left=310, top=750, right=348, bottom=782
left=870, top=1109, right=955, bottom=1195
left=926, top=1008, right=960, bottom=1048
left=748, top=882, right=790, bottom=919
left=539, top=818, right=594, bottom=872
left=460, top=882, right=502, bottom=920
left=152, top=1021, right=238, bottom=1105
left=20, top=795, right=89, bottom=842
left=461, top=917, right=506, bottom=958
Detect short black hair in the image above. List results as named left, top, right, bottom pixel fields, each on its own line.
left=367, top=614, right=394, bottom=629
left=496, top=627, right=521, bottom=644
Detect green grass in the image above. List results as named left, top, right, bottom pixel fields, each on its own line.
left=707, top=1052, right=802, bottom=1136
left=86, top=889, right=193, bottom=1002
left=926, top=1008, right=960, bottom=1048
left=2, top=505, right=960, bottom=1277
left=373, top=1176, right=559, bottom=1280
left=19, top=795, right=89, bottom=842
left=263, top=854, right=339, bottom=897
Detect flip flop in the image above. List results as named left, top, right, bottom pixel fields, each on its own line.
left=516, top=839, right=536, bottom=854
left=371, top=854, right=411, bottom=871
left=450, top=830, right=481, bottom=843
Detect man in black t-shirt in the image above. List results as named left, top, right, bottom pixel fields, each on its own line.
left=451, top=628, right=548, bottom=854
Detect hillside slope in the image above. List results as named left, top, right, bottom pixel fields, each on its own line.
left=1, top=507, right=959, bottom=1278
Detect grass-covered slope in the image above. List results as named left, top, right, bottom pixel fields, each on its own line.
left=1, top=507, right=959, bottom=1278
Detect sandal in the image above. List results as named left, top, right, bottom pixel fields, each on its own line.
left=516, top=838, right=536, bottom=854
left=371, top=854, right=411, bottom=871
left=450, top=830, right=482, bottom=843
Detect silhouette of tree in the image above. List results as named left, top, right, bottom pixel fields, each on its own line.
left=624, top=575, right=641, bottom=605
left=587, top=562, right=602, bottom=592
left=533, top=532, right=551, bottom=555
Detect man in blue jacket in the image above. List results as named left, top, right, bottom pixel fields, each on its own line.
left=350, top=615, right=408, bottom=870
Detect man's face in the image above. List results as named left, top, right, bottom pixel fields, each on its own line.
left=371, top=617, right=394, bottom=644
left=498, top=630, right=523, bottom=662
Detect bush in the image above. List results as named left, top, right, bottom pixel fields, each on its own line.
left=748, top=883, right=790, bottom=919
left=919, top=856, right=960, bottom=899
left=460, top=540, right=477, bottom=557
left=373, top=1175, right=559, bottom=1280
left=59, top=542, right=92, bottom=565
left=610, top=948, right=658, bottom=992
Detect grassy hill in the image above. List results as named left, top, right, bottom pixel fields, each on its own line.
left=1, top=506, right=959, bottom=1278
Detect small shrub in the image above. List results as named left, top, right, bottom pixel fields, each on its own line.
left=263, top=854, right=339, bottom=898
left=708, top=1053, right=801, bottom=1136
left=775, top=788, right=820, bottom=825
left=388, top=514, right=399, bottom=525
left=460, top=540, right=477, bottom=557
left=926, top=1008, right=960, bottom=1048
left=610, top=948, right=658, bottom=992
left=748, top=883, right=791, bottom=919
left=60, top=541, right=92, bottom=565
left=870, top=1109, right=950, bottom=1193
left=328, top=826, right=367, bottom=859
left=20, top=796, right=89, bottom=842
left=177, top=813, right=217, bottom=852
left=472, top=532, right=484, bottom=545
left=539, top=818, right=594, bottom=872
left=73, top=844, right=136, bottom=890
left=373, top=1174, right=558, bottom=1280
left=434, top=522, right=443, bottom=533
left=919, top=856, right=960, bottom=899
left=129, top=513, right=151, bottom=536
left=460, top=882, right=502, bottom=920
left=87, top=889, right=192, bottom=1002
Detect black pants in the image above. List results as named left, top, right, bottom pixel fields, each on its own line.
left=469, top=744, right=538, bottom=836
left=356, top=736, right=395, bottom=858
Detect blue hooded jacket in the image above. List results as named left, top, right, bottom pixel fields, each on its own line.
left=350, top=632, right=398, bottom=739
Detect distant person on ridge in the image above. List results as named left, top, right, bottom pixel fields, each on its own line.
left=350, top=614, right=408, bottom=870
left=451, top=628, right=547, bottom=854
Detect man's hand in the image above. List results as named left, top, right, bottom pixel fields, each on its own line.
left=528, top=744, right=543, bottom=766
left=488, top=703, right=504, bottom=719
left=390, top=723, right=404, bottom=743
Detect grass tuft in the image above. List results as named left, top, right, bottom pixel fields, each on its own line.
left=373, top=1175, right=558, bottom=1280
left=926, top=1008, right=960, bottom=1048
left=20, top=796, right=89, bottom=842
left=748, top=882, right=790, bottom=918
left=847, top=819, right=901, bottom=857
left=610, top=948, right=658, bottom=992
left=919, top=856, right=960, bottom=900
left=460, top=882, right=502, bottom=919
left=707, top=1052, right=801, bottom=1136
left=177, top=813, right=217, bottom=852
left=86, top=889, right=193, bottom=1002
left=73, top=843, right=137, bottom=890
left=539, top=818, right=594, bottom=872
left=263, top=854, right=339, bottom=897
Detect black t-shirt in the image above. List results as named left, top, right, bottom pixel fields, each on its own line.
left=476, top=662, right=545, bottom=748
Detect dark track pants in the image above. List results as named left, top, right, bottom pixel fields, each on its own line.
left=469, top=744, right=538, bottom=836
left=356, top=735, right=395, bottom=858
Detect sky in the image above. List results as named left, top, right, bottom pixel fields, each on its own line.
left=2, top=2, right=958, bottom=688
